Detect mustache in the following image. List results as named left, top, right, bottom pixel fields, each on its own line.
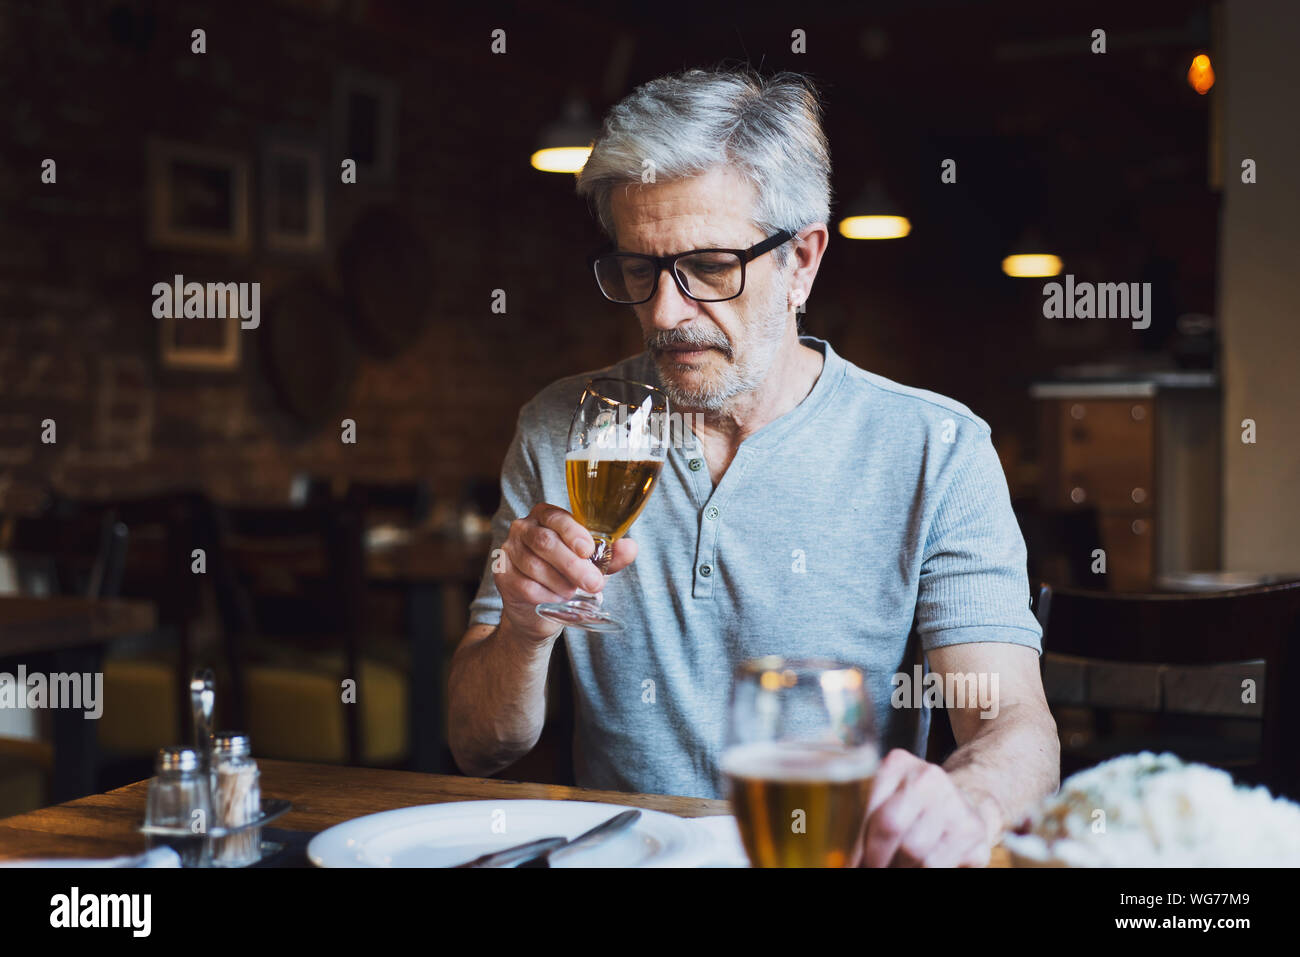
left=647, top=329, right=732, bottom=359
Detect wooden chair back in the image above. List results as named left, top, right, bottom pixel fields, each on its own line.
left=1040, top=580, right=1300, bottom=798
left=209, top=503, right=366, bottom=764
left=0, top=506, right=128, bottom=600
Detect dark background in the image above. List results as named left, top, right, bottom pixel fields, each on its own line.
left=0, top=0, right=1218, bottom=512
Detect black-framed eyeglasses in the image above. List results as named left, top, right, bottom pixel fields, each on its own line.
left=590, top=229, right=795, bottom=305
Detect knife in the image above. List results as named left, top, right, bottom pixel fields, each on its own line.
left=452, top=836, right=570, bottom=869
left=515, top=809, right=642, bottom=868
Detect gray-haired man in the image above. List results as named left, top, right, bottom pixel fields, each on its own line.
left=449, top=68, right=1059, bottom=867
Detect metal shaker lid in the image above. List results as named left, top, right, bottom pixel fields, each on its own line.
left=156, top=746, right=201, bottom=773
left=213, top=732, right=252, bottom=757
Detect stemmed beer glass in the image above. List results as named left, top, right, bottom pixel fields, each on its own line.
left=534, top=377, right=670, bottom=633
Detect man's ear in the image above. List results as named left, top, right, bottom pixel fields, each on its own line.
left=790, top=222, right=829, bottom=289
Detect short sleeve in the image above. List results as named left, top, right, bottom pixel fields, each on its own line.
left=467, top=410, right=548, bottom=629
left=914, top=432, right=1042, bottom=653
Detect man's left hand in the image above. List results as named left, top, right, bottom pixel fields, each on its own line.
left=855, top=749, right=997, bottom=868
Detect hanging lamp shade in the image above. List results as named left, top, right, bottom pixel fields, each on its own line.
left=838, top=179, right=911, bottom=240
left=1002, top=226, right=1063, bottom=277
left=531, top=97, right=599, bottom=174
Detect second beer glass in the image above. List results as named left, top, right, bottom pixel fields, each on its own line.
left=722, top=657, right=880, bottom=867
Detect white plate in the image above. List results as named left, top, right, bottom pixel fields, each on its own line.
left=307, top=800, right=721, bottom=868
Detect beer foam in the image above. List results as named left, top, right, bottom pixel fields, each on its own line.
left=566, top=447, right=659, bottom=463
left=720, top=741, right=879, bottom=782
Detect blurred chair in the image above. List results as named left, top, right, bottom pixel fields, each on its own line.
left=98, top=493, right=218, bottom=762
left=1039, top=581, right=1300, bottom=799
left=0, top=503, right=128, bottom=599
left=209, top=503, right=406, bottom=766
left=0, top=504, right=128, bottom=811
left=344, top=478, right=454, bottom=769
left=291, top=477, right=437, bottom=659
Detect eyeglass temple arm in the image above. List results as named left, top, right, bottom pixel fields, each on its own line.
left=742, top=229, right=796, bottom=261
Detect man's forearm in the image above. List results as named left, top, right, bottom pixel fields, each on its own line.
left=446, top=619, right=559, bottom=778
left=941, top=703, right=1060, bottom=844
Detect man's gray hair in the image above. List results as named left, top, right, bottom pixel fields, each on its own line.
left=576, top=67, right=832, bottom=270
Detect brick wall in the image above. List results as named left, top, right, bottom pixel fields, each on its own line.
left=0, top=0, right=1218, bottom=515
left=0, top=0, right=635, bottom=514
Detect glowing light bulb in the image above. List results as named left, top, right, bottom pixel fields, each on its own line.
left=1002, top=254, right=1063, bottom=278
left=1188, top=54, right=1214, bottom=95
left=838, top=215, right=911, bottom=240
left=530, top=146, right=592, bottom=173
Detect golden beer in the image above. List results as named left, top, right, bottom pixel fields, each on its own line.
left=565, top=455, right=663, bottom=542
left=723, top=741, right=877, bottom=868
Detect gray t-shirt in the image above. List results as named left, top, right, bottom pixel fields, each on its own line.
left=468, top=335, right=1041, bottom=799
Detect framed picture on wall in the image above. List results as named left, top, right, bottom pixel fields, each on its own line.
left=262, top=136, right=326, bottom=253
left=147, top=138, right=251, bottom=253
left=333, top=69, right=399, bottom=182
left=159, top=285, right=241, bottom=371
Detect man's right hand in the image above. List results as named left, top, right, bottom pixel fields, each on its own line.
left=495, top=503, right=638, bottom=642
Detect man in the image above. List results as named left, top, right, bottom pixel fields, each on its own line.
left=449, top=67, right=1059, bottom=867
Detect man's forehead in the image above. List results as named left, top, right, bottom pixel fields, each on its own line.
left=614, top=232, right=738, bottom=253
left=609, top=171, right=759, bottom=252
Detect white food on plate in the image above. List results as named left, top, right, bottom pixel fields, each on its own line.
left=1005, top=751, right=1300, bottom=866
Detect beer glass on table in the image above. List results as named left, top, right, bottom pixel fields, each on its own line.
left=534, top=377, right=669, bottom=633
left=722, top=657, right=879, bottom=867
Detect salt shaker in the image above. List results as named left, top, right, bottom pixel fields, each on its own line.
left=211, top=732, right=262, bottom=867
left=144, top=746, right=212, bottom=867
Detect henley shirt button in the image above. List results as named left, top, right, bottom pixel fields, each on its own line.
left=705, top=506, right=719, bottom=520
left=688, top=458, right=704, bottom=471
left=699, top=563, right=712, bottom=577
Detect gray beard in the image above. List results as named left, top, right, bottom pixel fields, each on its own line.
left=651, top=279, right=789, bottom=414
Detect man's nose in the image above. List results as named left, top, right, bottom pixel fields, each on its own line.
left=643, top=265, right=699, bottom=330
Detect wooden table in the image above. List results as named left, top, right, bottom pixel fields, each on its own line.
left=0, top=595, right=158, bottom=802
left=0, top=759, right=1011, bottom=866
left=0, top=596, right=157, bottom=654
